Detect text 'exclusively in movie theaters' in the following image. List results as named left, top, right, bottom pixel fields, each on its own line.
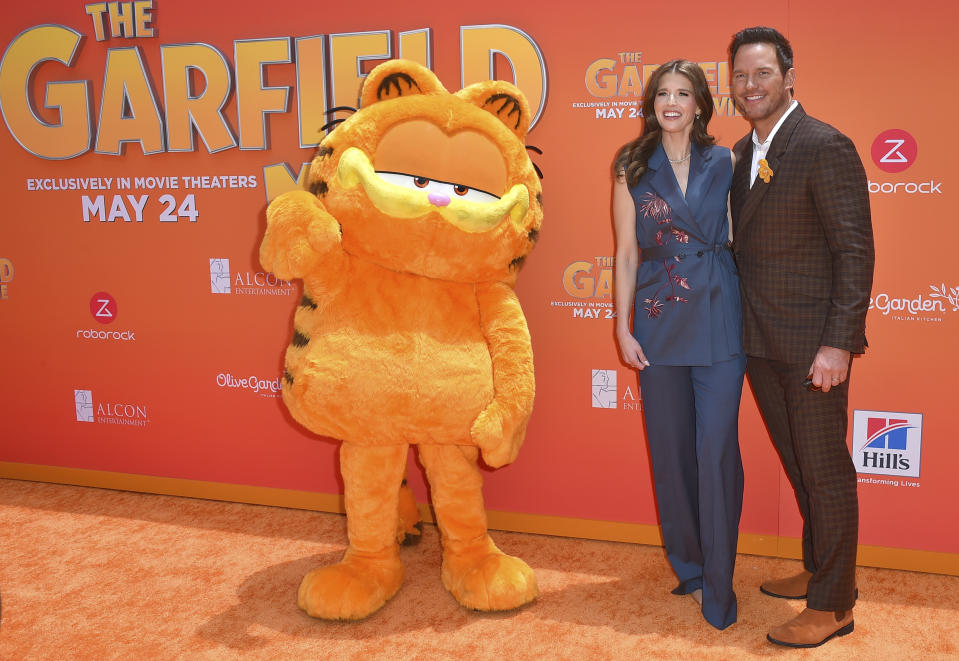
left=591, top=369, right=641, bottom=412
left=852, top=410, right=923, bottom=484
left=74, top=389, right=150, bottom=428
left=209, top=258, right=296, bottom=297
left=24, top=174, right=258, bottom=224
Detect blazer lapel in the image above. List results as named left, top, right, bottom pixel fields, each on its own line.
left=736, top=103, right=807, bottom=233
left=683, top=143, right=711, bottom=228
left=647, top=143, right=703, bottom=238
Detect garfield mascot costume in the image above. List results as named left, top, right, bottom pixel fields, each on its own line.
left=260, top=59, right=543, bottom=620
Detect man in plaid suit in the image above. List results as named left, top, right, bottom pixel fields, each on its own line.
left=728, top=27, right=875, bottom=648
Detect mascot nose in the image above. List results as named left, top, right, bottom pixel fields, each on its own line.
left=428, top=192, right=451, bottom=207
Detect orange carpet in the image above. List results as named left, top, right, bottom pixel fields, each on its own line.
left=1, top=478, right=957, bottom=660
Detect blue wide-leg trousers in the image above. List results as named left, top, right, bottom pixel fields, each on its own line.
left=639, top=355, right=746, bottom=630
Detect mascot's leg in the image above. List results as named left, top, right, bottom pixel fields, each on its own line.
left=418, top=444, right=538, bottom=611
left=297, top=442, right=407, bottom=620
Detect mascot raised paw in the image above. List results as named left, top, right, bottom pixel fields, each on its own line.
left=261, top=59, right=543, bottom=620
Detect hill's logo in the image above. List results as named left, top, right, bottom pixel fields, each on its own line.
left=852, top=410, right=922, bottom=478
left=871, top=129, right=917, bottom=173
left=591, top=369, right=641, bottom=411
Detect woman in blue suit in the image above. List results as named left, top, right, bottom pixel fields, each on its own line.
left=613, top=59, right=746, bottom=630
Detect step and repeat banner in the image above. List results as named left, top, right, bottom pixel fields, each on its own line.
left=2, top=1, right=956, bottom=563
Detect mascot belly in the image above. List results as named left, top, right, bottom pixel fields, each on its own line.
left=260, top=59, right=543, bottom=620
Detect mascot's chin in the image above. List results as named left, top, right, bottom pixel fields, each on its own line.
left=260, top=59, right=543, bottom=620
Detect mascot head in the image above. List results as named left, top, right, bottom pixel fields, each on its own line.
left=306, top=59, right=542, bottom=284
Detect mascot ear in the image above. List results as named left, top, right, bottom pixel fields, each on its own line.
left=456, top=81, right=531, bottom=140
left=359, top=59, right=447, bottom=107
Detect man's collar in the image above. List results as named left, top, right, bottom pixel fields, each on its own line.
left=752, top=99, right=799, bottom=147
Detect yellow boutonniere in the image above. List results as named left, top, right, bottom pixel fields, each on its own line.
left=758, top=158, right=774, bottom=183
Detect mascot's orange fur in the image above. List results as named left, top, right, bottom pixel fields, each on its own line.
left=260, top=59, right=542, bottom=620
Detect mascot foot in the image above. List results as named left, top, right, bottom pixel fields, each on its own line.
left=297, top=548, right=404, bottom=620
left=442, top=537, right=538, bottom=611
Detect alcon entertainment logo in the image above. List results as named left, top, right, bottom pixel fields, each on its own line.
left=210, top=258, right=294, bottom=297
left=591, top=369, right=641, bottom=411
left=74, top=389, right=149, bottom=427
left=869, top=129, right=942, bottom=195
left=852, top=410, right=922, bottom=479
left=76, top=292, right=136, bottom=341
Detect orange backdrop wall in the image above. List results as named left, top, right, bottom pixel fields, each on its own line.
left=2, top=0, right=956, bottom=571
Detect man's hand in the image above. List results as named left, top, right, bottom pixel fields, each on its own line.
left=808, top=346, right=851, bottom=393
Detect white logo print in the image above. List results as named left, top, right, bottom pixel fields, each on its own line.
left=210, top=258, right=231, bottom=294
left=878, top=139, right=908, bottom=164
left=75, top=390, right=94, bottom=422
left=592, top=370, right=617, bottom=409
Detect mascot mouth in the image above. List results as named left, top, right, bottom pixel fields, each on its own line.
left=337, top=147, right=529, bottom=233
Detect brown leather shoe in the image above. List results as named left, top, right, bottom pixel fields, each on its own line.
left=760, top=570, right=812, bottom=599
left=767, top=608, right=854, bottom=648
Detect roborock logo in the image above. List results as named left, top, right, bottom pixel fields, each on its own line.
left=77, top=291, right=136, bottom=341
left=868, top=129, right=941, bottom=195
left=871, top=129, right=917, bottom=173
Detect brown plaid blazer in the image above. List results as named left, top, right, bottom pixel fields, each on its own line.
left=730, top=104, right=875, bottom=364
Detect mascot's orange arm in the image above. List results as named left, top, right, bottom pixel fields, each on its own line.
left=470, top=281, right=535, bottom=469
left=260, top=190, right=346, bottom=290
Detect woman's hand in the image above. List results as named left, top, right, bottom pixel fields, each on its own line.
left=616, top=327, right=650, bottom=370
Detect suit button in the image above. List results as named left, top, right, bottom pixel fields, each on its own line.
left=696, top=250, right=704, bottom=257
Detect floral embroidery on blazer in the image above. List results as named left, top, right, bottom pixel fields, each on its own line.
left=639, top=192, right=691, bottom=318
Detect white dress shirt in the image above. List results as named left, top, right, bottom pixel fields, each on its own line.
left=750, top=99, right=799, bottom=188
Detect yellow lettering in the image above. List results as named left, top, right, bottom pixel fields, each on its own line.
left=585, top=58, right=617, bottom=98
left=161, top=43, right=236, bottom=152
left=133, top=1, right=154, bottom=38
left=85, top=3, right=109, bottom=41
left=563, top=261, right=594, bottom=298
left=235, top=38, right=291, bottom=150
left=263, top=161, right=310, bottom=202
left=0, top=25, right=90, bottom=159
left=107, top=1, right=135, bottom=39
left=398, top=29, right=431, bottom=67
left=295, top=36, right=327, bottom=148
left=328, top=31, right=391, bottom=111
left=594, top=268, right=613, bottom=299
left=618, top=65, right=642, bottom=97
left=96, top=47, right=164, bottom=154
left=460, top=25, right=546, bottom=127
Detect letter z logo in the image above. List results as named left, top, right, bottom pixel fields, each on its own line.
left=90, top=292, right=118, bottom=324
left=871, top=129, right=917, bottom=173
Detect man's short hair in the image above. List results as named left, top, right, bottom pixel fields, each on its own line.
left=729, top=26, right=794, bottom=75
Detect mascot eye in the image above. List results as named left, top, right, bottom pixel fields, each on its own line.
left=375, top=171, right=501, bottom=204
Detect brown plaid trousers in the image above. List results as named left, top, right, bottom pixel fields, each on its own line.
left=730, top=103, right=875, bottom=611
